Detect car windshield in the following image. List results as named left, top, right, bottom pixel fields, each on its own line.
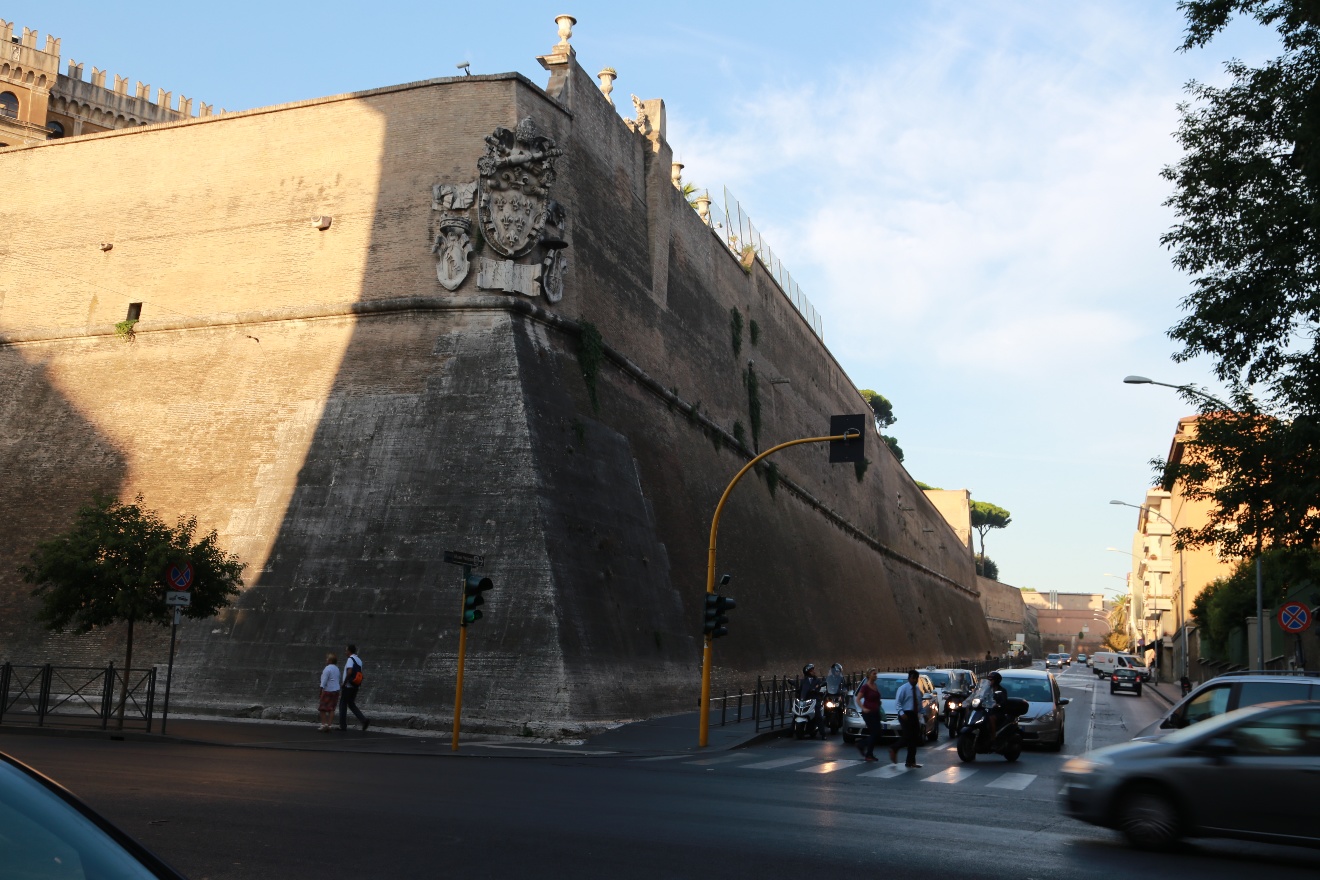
left=0, top=759, right=164, bottom=879
left=863, top=678, right=904, bottom=699
left=924, top=672, right=950, bottom=688
left=999, top=677, right=1054, bottom=703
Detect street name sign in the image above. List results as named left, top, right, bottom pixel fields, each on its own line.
left=444, top=550, right=485, bottom=568
left=1278, top=602, right=1312, bottom=634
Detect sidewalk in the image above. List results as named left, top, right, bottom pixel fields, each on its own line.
left=0, top=710, right=778, bottom=758
left=1144, top=678, right=1182, bottom=707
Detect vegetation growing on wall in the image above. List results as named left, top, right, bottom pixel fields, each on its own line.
left=744, top=363, right=762, bottom=451
left=765, top=461, right=779, bottom=498
left=576, top=320, right=605, bottom=412
left=733, top=421, right=748, bottom=449
left=729, top=308, right=743, bottom=356
left=749, top=319, right=760, bottom=346
left=854, top=457, right=869, bottom=483
left=114, top=319, right=137, bottom=342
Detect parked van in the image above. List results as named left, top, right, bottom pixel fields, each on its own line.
left=1091, top=651, right=1146, bottom=679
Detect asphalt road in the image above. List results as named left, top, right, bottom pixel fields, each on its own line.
left=3, top=663, right=1318, bottom=880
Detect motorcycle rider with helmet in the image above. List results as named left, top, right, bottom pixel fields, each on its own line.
left=986, top=670, right=1008, bottom=740
left=825, top=663, right=844, bottom=697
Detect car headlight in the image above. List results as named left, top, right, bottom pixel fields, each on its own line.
left=1062, top=756, right=1112, bottom=775
left=1035, top=711, right=1055, bottom=723
left=845, top=708, right=860, bottom=718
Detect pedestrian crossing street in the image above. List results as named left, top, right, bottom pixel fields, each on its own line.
left=632, top=744, right=1054, bottom=792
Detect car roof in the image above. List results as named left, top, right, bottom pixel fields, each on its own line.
left=1210, top=671, right=1320, bottom=683
left=997, top=669, right=1052, bottom=679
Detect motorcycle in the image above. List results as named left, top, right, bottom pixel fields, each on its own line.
left=956, top=693, right=1028, bottom=763
left=942, top=691, right=968, bottom=738
left=822, top=692, right=844, bottom=735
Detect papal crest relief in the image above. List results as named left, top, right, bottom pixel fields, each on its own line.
left=430, top=118, right=569, bottom=301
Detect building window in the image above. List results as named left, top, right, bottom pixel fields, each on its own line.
left=47, top=120, right=64, bottom=139
left=0, top=92, right=17, bottom=119
left=126, top=303, right=142, bottom=322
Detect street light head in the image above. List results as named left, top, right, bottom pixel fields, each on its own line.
left=1123, top=375, right=1152, bottom=385
left=1109, top=500, right=1127, bottom=506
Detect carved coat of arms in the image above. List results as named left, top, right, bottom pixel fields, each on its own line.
left=478, top=118, right=564, bottom=259
left=429, top=118, right=570, bottom=301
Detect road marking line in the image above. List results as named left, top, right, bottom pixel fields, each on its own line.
left=1086, top=677, right=1098, bottom=754
left=798, top=759, right=862, bottom=774
left=859, top=763, right=911, bottom=778
left=922, top=766, right=977, bottom=784
left=741, top=756, right=816, bottom=770
left=630, top=755, right=687, bottom=762
left=944, top=743, right=959, bottom=750
left=473, top=745, right=618, bottom=755
left=685, top=754, right=754, bottom=766
left=985, top=772, right=1036, bottom=791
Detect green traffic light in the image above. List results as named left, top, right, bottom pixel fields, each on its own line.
left=461, top=573, right=493, bottom=627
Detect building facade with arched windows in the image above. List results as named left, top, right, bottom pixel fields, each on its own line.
left=0, top=20, right=217, bottom=149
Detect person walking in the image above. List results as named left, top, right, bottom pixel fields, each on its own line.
left=318, top=652, right=341, bottom=732
left=339, top=643, right=371, bottom=732
left=890, top=669, right=924, bottom=768
left=855, top=668, right=882, bottom=762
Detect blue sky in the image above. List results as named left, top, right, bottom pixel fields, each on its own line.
left=14, top=2, right=1281, bottom=597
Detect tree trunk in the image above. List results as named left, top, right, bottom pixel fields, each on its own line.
left=116, top=616, right=135, bottom=731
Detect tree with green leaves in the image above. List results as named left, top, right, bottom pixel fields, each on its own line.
left=1190, top=547, right=1319, bottom=658
left=1155, top=403, right=1320, bottom=558
left=975, top=554, right=999, bottom=580
left=1163, top=1, right=1320, bottom=412
left=969, top=500, right=1012, bottom=561
left=21, top=495, right=244, bottom=729
left=858, top=389, right=896, bottom=429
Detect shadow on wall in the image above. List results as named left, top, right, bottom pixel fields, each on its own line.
left=0, top=347, right=138, bottom=665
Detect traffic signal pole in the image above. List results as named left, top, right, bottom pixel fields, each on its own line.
left=453, top=565, right=471, bottom=752
left=698, top=430, right=858, bottom=747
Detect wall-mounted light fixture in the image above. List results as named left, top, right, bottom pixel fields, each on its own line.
left=310, top=216, right=332, bottom=230
left=98, top=242, right=113, bottom=251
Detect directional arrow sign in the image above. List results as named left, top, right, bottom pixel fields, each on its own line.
left=1278, top=602, right=1312, bottom=634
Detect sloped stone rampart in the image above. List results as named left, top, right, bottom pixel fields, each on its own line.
left=0, top=60, right=992, bottom=729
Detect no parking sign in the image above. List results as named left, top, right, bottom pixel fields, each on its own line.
left=1277, top=602, right=1313, bottom=634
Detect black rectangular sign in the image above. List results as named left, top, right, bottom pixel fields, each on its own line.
left=444, top=550, right=485, bottom=568
left=829, top=414, right=867, bottom=463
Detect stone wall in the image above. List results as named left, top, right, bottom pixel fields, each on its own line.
left=0, top=51, right=992, bottom=731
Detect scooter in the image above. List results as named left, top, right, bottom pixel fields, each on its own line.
left=792, top=695, right=825, bottom=739
left=942, top=691, right=968, bottom=738
left=955, top=694, right=1028, bottom=763
left=821, top=692, right=844, bottom=735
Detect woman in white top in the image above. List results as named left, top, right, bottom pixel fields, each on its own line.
left=318, top=653, right=341, bottom=731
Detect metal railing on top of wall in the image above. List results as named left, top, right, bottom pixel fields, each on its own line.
left=698, top=186, right=824, bottom=342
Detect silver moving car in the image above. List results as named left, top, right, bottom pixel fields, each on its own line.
left=1045, top=653, right=1063, bottom=670
left=997, top=669, right=1069, bottom=752
left=1134, top=670, right=1320, bottom=741
left=842, top=672, right=939, bottom=745
left=1061, top=701, right=1320, bottom=850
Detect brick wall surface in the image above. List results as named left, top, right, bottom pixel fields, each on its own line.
left=0, top=62, right=992, bottom=731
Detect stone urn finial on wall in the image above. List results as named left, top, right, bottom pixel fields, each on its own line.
left=694, top=191, right=711, bottom=224
left=671, top=162, right=684, bottom=190
left=555, top=14, right=577, bottom=52
left=597, top=67, right=617, bottom=105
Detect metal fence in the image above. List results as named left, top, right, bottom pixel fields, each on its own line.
left=700, top=186, right=824, bottom=341
left=0, top=663, right=158, bottom=732
left=711, top=656, right=1034, bottom=731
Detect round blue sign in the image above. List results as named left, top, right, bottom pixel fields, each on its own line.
left=167, top=562, right=194, bottom=591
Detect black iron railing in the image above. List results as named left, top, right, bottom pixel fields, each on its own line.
left=0, top=663, right=157, bottom=732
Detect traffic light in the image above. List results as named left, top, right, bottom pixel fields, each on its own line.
left=462, top=572, right=493, bottom=626
left=703, top=592, right=737, bottom=638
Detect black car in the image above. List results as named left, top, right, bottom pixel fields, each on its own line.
left=0, top=750, right=187, bottom=878
left=1110, top=667, right=1142, bottom=697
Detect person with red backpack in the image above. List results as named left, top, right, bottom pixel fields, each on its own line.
left=339, top=643, right=371, bottom=732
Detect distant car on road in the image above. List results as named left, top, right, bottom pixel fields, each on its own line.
left=997, top=668, right=1070, bottom=752
left=1076, top=652, right=1088, bottom=666
left=1109, top=667, right=1142, bottom=697
left=0, top=750, right=187, bottom=878
left=1062, top=701, right=1320, bottom=850
left=1134, top=671, right=1320, bottom=741
left=1045, top=653, right=1064, bottom=670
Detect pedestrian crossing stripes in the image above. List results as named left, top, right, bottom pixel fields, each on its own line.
left=660, top=753, right=1041, bottom=790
